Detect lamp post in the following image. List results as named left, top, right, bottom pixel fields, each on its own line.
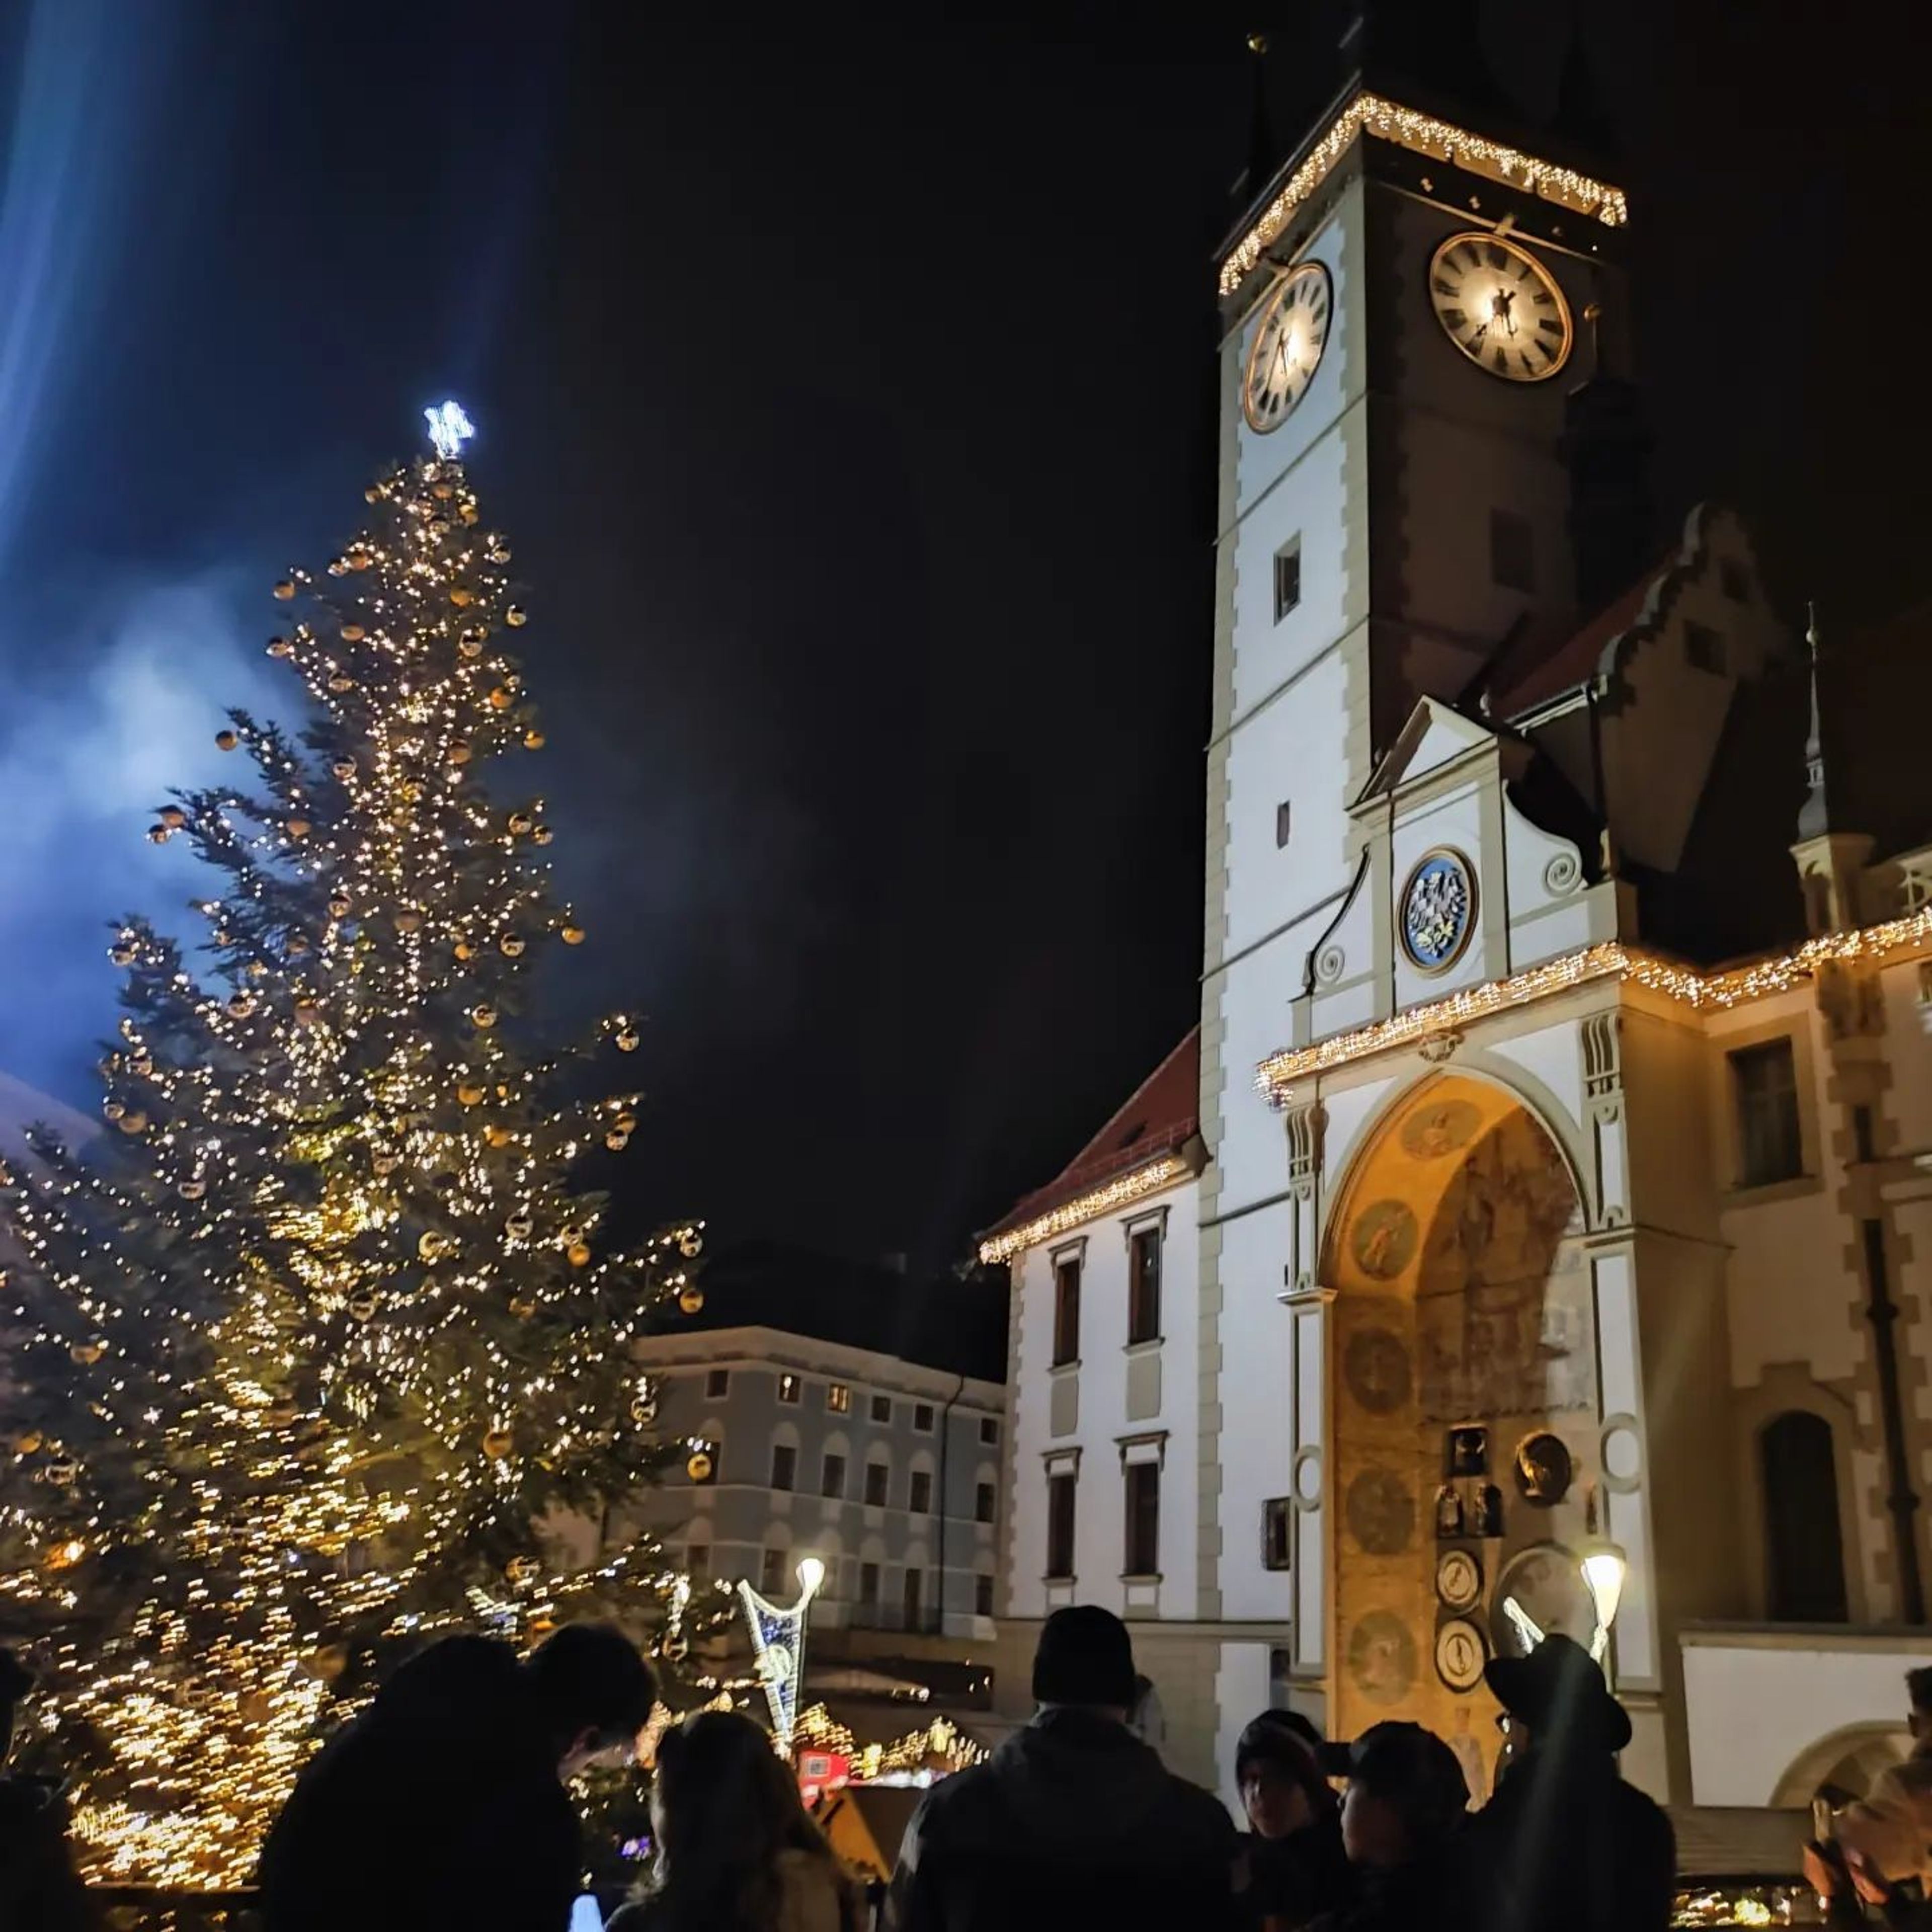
left=739, top=1554, right=826, bottom=1757
left=1579, top=1535, right=1628, bottom=1689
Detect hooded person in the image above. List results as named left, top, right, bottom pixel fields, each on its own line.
left=1234, top=1709, right=1353, bottom=1931
left=885, top=1605, right=1239, bottom=1932
left=1467, top=1633, right=1674, bottom=1932
left=258, top=1624, right=657, bottom=1932
left=0, top=1649, right=93, bottom=1932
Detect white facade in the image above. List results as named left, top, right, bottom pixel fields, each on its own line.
left=989, top=75, right=1932, bottom=1863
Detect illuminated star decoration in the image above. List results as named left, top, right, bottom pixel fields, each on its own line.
left=424, top=399, right=475, bottom=460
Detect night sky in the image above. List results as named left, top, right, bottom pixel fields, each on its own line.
left=1, top=2, right=1924, bottom=1276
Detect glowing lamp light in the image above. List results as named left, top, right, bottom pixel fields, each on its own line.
left=1580, top=1538, right=1628, bottom=1647
left=795, top=1555, right=825, bottom=1599
left=424, top=399, right=475, bottom=460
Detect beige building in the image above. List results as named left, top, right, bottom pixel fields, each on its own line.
left=982, top=33, right=1932, bottom=1863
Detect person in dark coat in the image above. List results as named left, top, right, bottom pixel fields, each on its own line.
left=1308, top=1722, right=1475, bottom=1932
left=885, top=1605, right=1239, bottom=1932
left=258, top=1623, right=657, bottom=1932
left=0, top=1648, right=93, bottom=1932
left=1235, top=1710, right=1354, bottom=1931
left=1468, top=1634, right=1675, bottom=1932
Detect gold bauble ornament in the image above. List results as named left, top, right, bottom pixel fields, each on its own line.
left=160, top=806, right=187, bottom=829
left=450, top=586, right=474, bottom=607
left=459, top=503, right=479, bottom=525
left=453, top=939, right=474, bottom=961
left=489, top=543, right=511, bottom=564
left=273, top=579, right=296, bottom=601
left=328, top=674, right=355, bottom=692
left=286, top=817, right=311, bottom=840
left=660, top=1634, right=689, bottom=1664
left=505, top=1555, right=539, bottom=1585
left=506, top=1211, right=534, bottom=1240
left=488, top=686, right=514, bottom=710
left=267, top=635, right=294, bottom=658
left=499, top=933, right=525, bottom=957
left=432, top=481, right=455, bottom=500
left=471, top=1005, right=498, bottom=1029
left=103, top=1099, right=126, bottom=1121
left=506, top=604, right=528, bottom=627
left=685, top=1450, right=712, bottom=1483
left=246, top=958, right=267, bottom=978
left=605, top=1131, right=629, bottom=1152
left=332, top=758, right=356, bottom=780
left=485, top=1123, right=512, bottom=1149
left=615, top=1112, right=637, bottom=1135
left=69, top=1342, right=104, bottom=1365
left=348, top=1291, right=379, bottom=1321
left=118, top=1110, right=148, bottom=1135
left=567, top=1242, right=593, bottom=1267
left=457, top=1081, right=486, bottom=1106
left=560, top=1224, right=582, bottom=1244
left=364, top=486, right=381, bottom=503
left=294, top=998, right=321, bottom=1026
left=678, top=1287, right=705, bottom=1316
left=507, top=812, right=533, bottom=836
left=179, top=1178, right=206, bottom=1200
left=630, top=1394, right=658, bottom=1425
left=509, top=1295, right=537, bottom=1319
left=523, top=729, right=546, bottom=750
left=130, top=1053, right=153, bottom=1074
left=395, top=910, right=422, bottom=933
left=303, top=1644, right=349, bottom=1683
left=328, top=895, right=352, bottom=919
left=216, top=729, right=239, bottom=751
left=418, top=1230, right=448, bottom=1262
left=109, top=942, right=137, bottom=967
left=459, top=634, right=485, bottom=660
left=146, top=823, right=172, bottom=844
left=616, top=1029, right=640, bottom=1053
left=43, top=1539, right=85, bottom=1572
left=428, top=519, right=450, bottom=538
left=371, top=1152, right=398, bottom=1175
left=47, top=1458, right=80, bottom=1487
left=341, top=623, right=366, bottom=643
left=559, top=924, right=585, bottom=945
left=399, top=779, right=423, bottom=802
left=483, top=1426, right=514, bottom=1459
left=226, top=992, right=256, bottom=1017
left=13, top=1431, right=43, bottom=1456
left=449, top=740, right=473, bottom=764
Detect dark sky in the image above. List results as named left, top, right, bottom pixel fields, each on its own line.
left=1, top=1, right=1924, bottom=1274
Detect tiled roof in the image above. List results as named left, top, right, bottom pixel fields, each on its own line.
left=1494, top=547, right=1679, bottom=716
left=982, top=1028, right=1200, bottom=1242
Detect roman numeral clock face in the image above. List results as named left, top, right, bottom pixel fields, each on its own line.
left=1429, top=232, right=1573, bottom=382
left=1242, top=261, right=1332, bottom=432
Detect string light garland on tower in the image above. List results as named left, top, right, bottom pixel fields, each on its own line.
left=0, top=403, right=727, bottom=1888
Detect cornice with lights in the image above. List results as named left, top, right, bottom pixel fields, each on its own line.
left=1220, top=90, right=1629, bottom=299
left=978, top=1153, right=1190, bottom=1265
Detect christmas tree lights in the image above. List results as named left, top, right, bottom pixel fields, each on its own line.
left=0, top=415, right=724, bottom=1887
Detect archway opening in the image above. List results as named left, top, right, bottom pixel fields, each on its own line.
left=1326, top=1074, right=1589, bottom=1794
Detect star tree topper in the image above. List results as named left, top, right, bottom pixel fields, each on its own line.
left=424, top=398, right=476, bottom=460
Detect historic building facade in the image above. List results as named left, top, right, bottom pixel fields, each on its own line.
left=984, top=40, right=1932, bottom=1853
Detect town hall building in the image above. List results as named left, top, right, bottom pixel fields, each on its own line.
left=981, top=21, right=1932, bottom=1860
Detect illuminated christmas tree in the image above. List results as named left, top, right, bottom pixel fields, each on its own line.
left=0, top=404, right=720, bottom=1888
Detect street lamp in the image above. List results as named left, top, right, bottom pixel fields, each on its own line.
left=739, top=1554, right=827, bottom=1758
left=1579, top=1535, right=1628, bottom=1684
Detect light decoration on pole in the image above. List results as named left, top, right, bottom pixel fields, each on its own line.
left=1579, top=1491, right=1629, bottom=1682
left=738, top=1556, right=823, bottom=1756
left=0, top=420, right=722, bottom=1887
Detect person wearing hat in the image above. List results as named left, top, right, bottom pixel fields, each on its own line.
left=1469, top=1633, right=1675, bottom=1932
left=1300, top=1722, right=1476, bottom=1931
left=0, top=1648, right=92, bottom=1932
left=885, top=1605, right=1239, bottom=1932
left=1233, top=1709, right=1354, bottom=1930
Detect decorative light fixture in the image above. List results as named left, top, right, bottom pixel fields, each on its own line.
left=423, top=399, right=475, bottom=460
left=977, top=1153, right=1188, bottom=1264
left=738, top=1556, right=825, bottom=1756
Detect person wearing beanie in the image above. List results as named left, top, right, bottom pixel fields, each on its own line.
left=1465, top=1633, right=1674, bottom=1932
left=0, top=1648, right=94, bottom=1932
left=886, top=1605, right=1239, bottom=1932
left=1233, top=1710, right=1353, bottom=1931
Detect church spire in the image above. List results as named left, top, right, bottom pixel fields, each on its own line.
left=1797, top=601, right=1831, bottom=841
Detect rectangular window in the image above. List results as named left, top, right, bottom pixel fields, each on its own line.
left=864, top=1461, right=890, bottom=1507
left=770, top=1443, right=796, bottom=1492
left=1052, top=1256, right=1082, bottom=1366
left=975, top=1572, right=995, bottom=1617
left=827, top=1382, right=851, bottom=1414
left=1732, top=1038, right=1803, bottom=1186
left=975, top=1481, right=997, bottom=1524
left=1046, top=1472, right=1077, bottom=1580
left=1489, top=508, right=1534, bottom=593
left=902, top=1566, right=924, bottom=1631
left=1272, top=540, right=1302, bottom=622
left=1275, top=800, right=1293, bottom=850
left=910, top=1469, right=933, bottom=1515
left=777, top=1373, right=801, bottom=1405
left=980, top=1417, right=1000, bottom=1446
left=705, top=1367, right=730, bottom=1400
left=687, top=1543, right=710, bottom=1583
left=1124, top=1463, right=1161, bottom=1577
left=870, top=1394, right=892, bottom=1425
left=913, top=1402, right=935, bottom=1433
left=1263, top=1497, right=1293, bottom=1571
left=821, top=1452, right=846, bottom=1499
left=1721, top=558, right=1751, bottom=602
left=859, top=1561, right=881, bottom=1607
left=1685, top=621, right=1727, bottom=674
left=1854, top=1105, right=1876, bottom=1164
left=1128, top=1226, right=1162, bottom=1344
left=760, top=1548, right=787, bottom=1596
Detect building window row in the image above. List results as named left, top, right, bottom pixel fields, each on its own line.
left=704, top=1367, right=980, bottom=1433
left=1045, top=1463, right=1161, bottom=1582
left=1052, top=1224, right=1165, bottom=1365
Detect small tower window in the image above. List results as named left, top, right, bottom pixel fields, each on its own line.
left=1276, top=801, right=1293, bottom=849
left=1273, top=540, right=1302, bottom=622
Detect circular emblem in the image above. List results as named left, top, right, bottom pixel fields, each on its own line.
left=1490, top=1543, right=1595, bottom=1660
left=1435, top=1548, right=1482, bottom=1612
left=1346, top=1467, right=1416, bottom=1556
left=1400, top=848, right=1477, bottom=973
left=758, top=1642, right=796, bottom=1683
left=1399, top=1098, right=1483, bottom=1161
left=1512, top=1431, right=1574, bottom=1507
left=1350, top=1199, right=1420, bottom=1280
left=1435, top=1618, right=1488, bottom=1693
left=1343, top=1327, right=1412, bottom=1415
left=1347, top=1609, right=1417, bottom=1707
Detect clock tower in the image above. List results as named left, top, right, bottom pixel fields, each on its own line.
left=1198, top=20, right=1638, bottom=1745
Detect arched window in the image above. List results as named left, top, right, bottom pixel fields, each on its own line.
left=1761, top=1410, right=1848, bottom=1622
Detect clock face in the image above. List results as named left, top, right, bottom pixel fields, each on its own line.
left=1489, top=1544, right=1595, bottom=1661
left=1435, top=1617, right=1489, bottom=1693
left=1428, top=232, right=1573, bottom=383
left=1399, top=848, right=1477, bottom=973
left=1436, top=1548, right=1483, bottom=1613
left=1242, top=262, right=1332, bottom=433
